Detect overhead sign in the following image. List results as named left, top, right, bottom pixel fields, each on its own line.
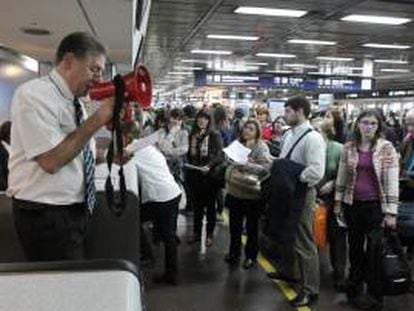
left=194, top=71, right=374, bottom=91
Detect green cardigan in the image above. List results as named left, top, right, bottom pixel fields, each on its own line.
left=319, top=140, right=343, bottom=188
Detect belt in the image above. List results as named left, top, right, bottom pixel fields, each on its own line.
left=12, top=198, right=85, bottom=210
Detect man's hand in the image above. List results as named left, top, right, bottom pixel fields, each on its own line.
left=95, top=97, right=115, bottom=126
left=319, top=180, right=334, bottom=196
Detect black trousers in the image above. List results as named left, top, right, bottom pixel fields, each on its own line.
left=216, top=189, right=224, bottom=215
left=226, top=195, right=261, bottom=260
left=187, top=172, right=218, bottom=238
left=344, top=201, right=383, bottom=297
left=141, top=195, right=180, bottom=276
left=12, top=199, right=88, bottom=262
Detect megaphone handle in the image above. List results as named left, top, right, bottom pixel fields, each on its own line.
left=105, top=74, right=127, bottom=217
left=112, top=75, right=126, bottom=157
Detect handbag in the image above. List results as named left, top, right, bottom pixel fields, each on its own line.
left=225, top=164, right=269, bottom=200
left=313, top=201, right=328, bottom=248
left=381, top=229, right=412, bottom=296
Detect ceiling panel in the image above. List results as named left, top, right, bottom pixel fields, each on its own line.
left=0, top=0, right=132, bottom=63
left=143, top=0, right=414, bottom=89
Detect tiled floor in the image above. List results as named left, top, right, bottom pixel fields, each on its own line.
left=143, top=212, right=414, bottom=311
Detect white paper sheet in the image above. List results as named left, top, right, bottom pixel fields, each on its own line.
left=223, top=140, right=251, bottom=164
left=184, top=163, right=210, bottom=173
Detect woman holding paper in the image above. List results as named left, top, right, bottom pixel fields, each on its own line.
left=224, top=119, right=273, bottom=269
left=187, top=111, right=224, bottom=247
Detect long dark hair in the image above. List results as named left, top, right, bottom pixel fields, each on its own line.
left=327, top=107, right=345, bottom=143
left=352, top=109, right=383, bottom=147
left=191, top=110, right=212, bottom=136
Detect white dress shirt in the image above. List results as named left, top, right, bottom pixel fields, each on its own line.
left=127, top=143, right=181, bottom=204
left=7, top=69, right=94, bottom=205
left=279, top=120, right=326, bottom=187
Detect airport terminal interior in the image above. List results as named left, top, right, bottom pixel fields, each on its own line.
left=1, top=0, right=414, bottom=310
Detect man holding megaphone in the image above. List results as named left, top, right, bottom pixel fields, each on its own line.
left=7, top=32, right=115, bottom=261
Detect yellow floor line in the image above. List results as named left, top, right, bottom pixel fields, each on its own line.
left=222, top=211, right=311, bottom=311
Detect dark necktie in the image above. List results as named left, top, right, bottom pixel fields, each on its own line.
left=74, top=98, right=97, bottom=214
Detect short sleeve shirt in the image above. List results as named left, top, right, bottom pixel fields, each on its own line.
left=7, top=69, right=91, bottom=205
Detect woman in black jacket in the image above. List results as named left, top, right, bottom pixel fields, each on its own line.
left=187, top=111, right=223, bottom=247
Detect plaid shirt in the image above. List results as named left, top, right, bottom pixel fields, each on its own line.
left=335, top=138, right=399, bottom=215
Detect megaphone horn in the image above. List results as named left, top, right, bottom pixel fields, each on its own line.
left=89, top=64, right=152, bottom=108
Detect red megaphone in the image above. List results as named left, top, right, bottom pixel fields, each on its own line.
left=89, top=64, right=152, bottom=108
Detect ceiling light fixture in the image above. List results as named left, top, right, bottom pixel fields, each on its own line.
left=21, top=55, right=39, bottom=72
left=308, top=72, right=328, bottom=75
left=191, top=49, right=232, bottom=55
left=218, top=66, right=260, bottom=72
left=283, top=64, right=318, bottom=69
left=20, top=27, right=51, bottom=36
left=244, top=62, right=269, bottom=66
left=362, top=43, right=411, bottom=49
left=181, top=59, right=211, bottom=63
left=174, top=66, right=203, bottom=70
left=374, top=59, right=409, bottom=64
left=207, top=34, right=259, bottom=41
left=234, top=6, right=307, bottom=17
left=288, top=39, right=337, bottom=45
left=380, top=68, right=410, bottom=73
left=167, top=71, right=194, bottom=75
left=317, top=56, right=354, bottom=61
left=341, top=14, right=411, bottom=25
left=266, top=70, right=294, bottom=74
left=2, top=64, right=24, bottom=77
left=256, top=53, right=296, bottom=58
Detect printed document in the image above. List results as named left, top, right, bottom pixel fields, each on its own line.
left=223, top=140, right=251, bottom=164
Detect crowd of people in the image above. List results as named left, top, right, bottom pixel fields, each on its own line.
left=0, top=31, right=413, bottom=310
left=125, top=96, right=412, bottom=309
